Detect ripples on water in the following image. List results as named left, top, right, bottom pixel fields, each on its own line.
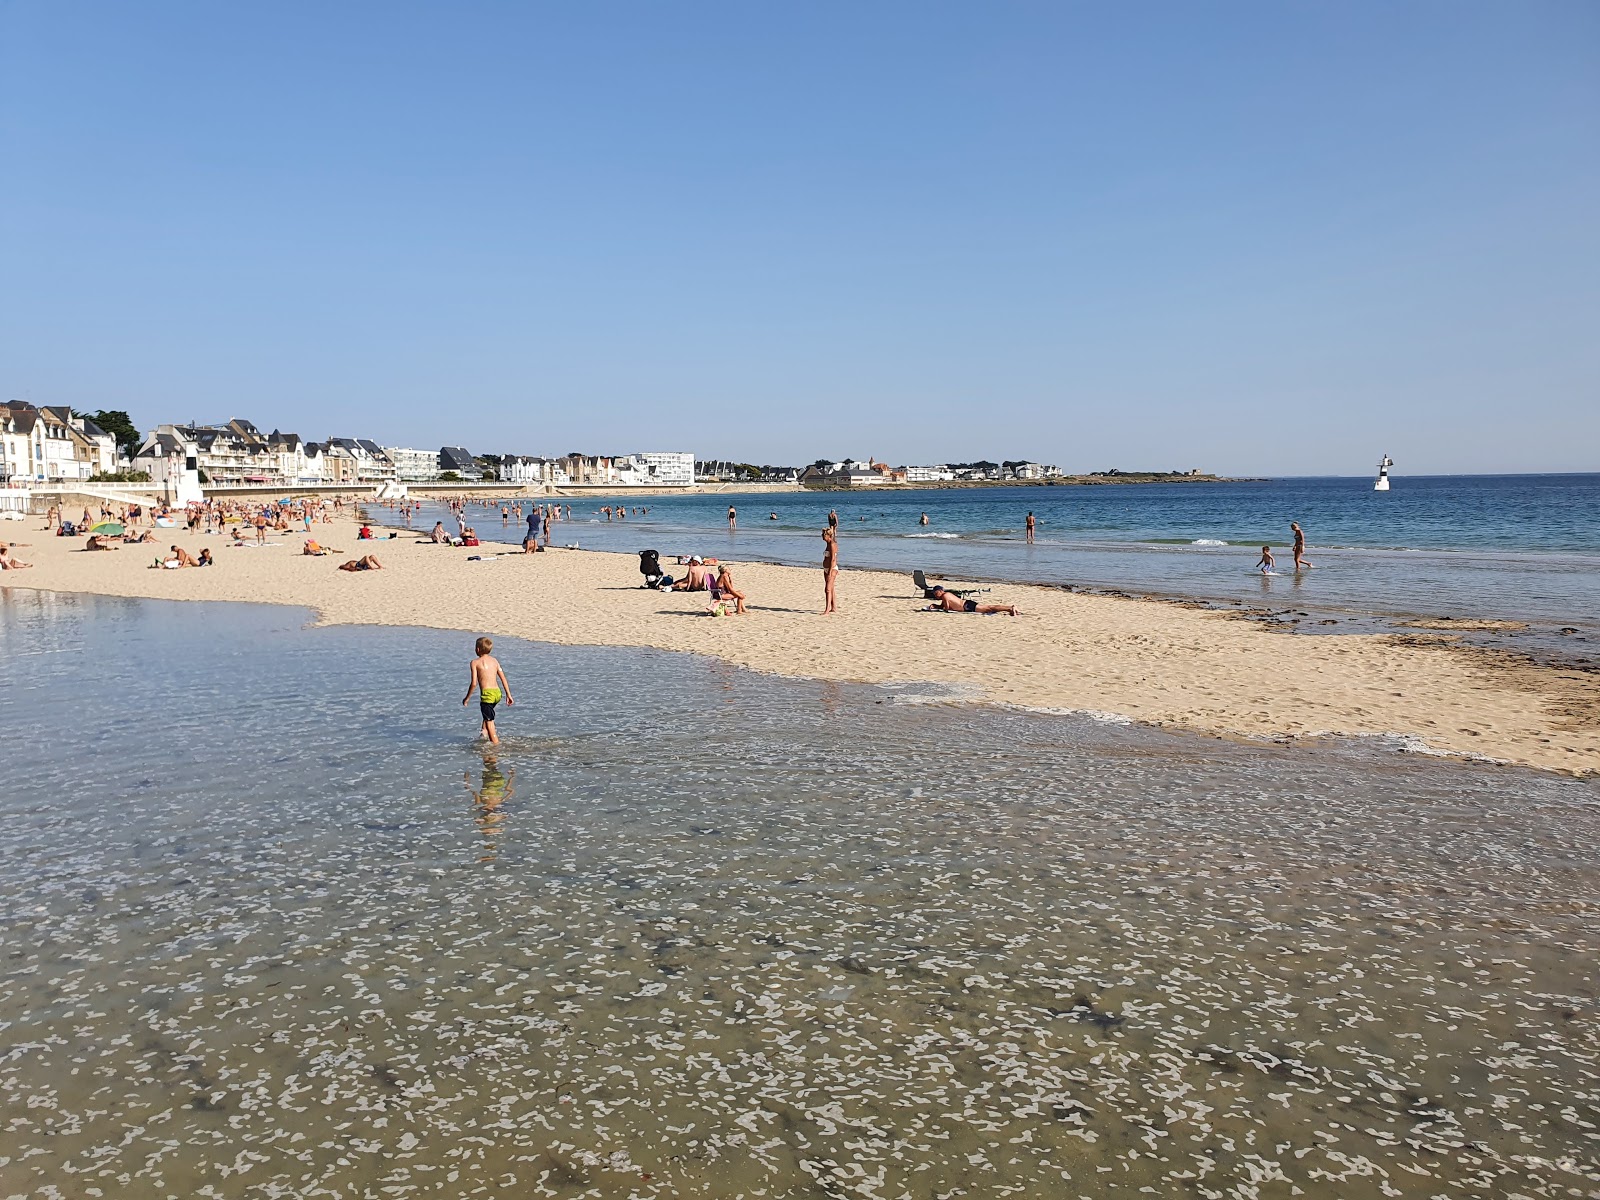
left=1, top=591, right=1597, bottom=1198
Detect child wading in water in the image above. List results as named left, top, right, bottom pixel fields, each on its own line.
left=463, top=637, right=514, bottom=743
left=1257, top=545, right=1276, bottom=574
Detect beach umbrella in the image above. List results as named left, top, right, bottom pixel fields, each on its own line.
left=90, top=520, right=125, bottom=536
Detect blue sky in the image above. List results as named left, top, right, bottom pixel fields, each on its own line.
left=2, top=2, right=1596, bottom=474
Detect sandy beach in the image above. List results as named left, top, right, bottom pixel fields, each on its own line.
left=5, top=514, right=1597, bottom=774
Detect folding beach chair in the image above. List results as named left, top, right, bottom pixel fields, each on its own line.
left=912, top=569, right=984, bottom=599
left=705, top=574, right=732, bottom=616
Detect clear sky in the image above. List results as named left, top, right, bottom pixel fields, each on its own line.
left=2, top=2, right=1596, bottom=475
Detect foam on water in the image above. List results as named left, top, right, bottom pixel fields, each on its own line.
left=2, top=590, right=1597, bottom=1198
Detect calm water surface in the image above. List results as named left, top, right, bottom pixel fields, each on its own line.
left=2, top=591, right=1597, bottom=1198
left=399, top=476, right=1600, bottom=639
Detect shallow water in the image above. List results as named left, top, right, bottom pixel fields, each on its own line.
left=394, top=477, right=1600, bottom=644
left=2, top=590, right=1597, bottom=1198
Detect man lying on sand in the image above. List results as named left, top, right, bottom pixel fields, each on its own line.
left=165, top=546, right=200, bottom=568
left=338, top=554, right=383, bottom=572
left=927, top=585, right=1019, bottom=617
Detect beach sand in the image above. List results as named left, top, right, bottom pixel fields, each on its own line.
left=5, top=515, right=1597, bottom=774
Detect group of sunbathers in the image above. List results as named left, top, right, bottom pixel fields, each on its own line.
left=663, top=555, right=747, bottom=614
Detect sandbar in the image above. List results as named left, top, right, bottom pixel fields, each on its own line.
left=5, top=516, right=1596, bottom=775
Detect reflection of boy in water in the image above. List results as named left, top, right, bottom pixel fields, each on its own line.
left=464, top=760, right=516, bottom=862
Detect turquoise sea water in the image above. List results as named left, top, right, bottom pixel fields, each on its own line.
left=2, top=590, right=1597, bottom=1198
left=405, top=476, right=1600, bottom=641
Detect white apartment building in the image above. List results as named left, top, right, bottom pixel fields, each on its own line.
left=905, top=465, right=955, bottom=482
left=383, top=447, right=442, bottom=482
left=635, top=451, right=694, bottom=486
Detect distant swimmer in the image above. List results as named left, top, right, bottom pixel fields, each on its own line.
left=463, top=636, right=514, bottom=745
left=1290, top=522, right=1313, bottom=570
left=1025, top=511, right=1036, bottom=544
left=1257, top=545, right=1276, bottom=574
left=768, top=512, right=778, bottom=520
left=920, top=512, right=928, bottom=526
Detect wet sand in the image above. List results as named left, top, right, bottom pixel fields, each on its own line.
left=4, top=514, right=1597, bottom=773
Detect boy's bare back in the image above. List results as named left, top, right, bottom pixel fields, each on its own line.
left=471, top=654, right=503, bottom=692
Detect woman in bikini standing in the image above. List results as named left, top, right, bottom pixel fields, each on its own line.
left=822, top=527, right=838, bottom=614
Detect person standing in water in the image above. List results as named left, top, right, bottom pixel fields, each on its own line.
left=463, top=636, right=514, bottom=744
left=1025, top=512, right=1036, bottom=544
left=1290, top=522, right=1313, bottom=570
left=821, top=527, right=838, bottom=614
left=727, top=505, right=737, bottom=531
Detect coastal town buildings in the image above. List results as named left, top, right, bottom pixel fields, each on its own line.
left=325, top=438, right=397, bottom=483
left=383, top=447, right=443, bottom=482
left=0, top=403, right=118, bottom=483
left=499, top=455, right=571, bottom=486
left=438, top=447, right=481, bottom=480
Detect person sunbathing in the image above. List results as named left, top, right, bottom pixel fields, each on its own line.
left=0, top=543, right=31, bottom=569
left=926, top=586, right=1018, bottom=616
left=84, top=534, right=119, bottom=551
left=428, top=522, right=449, bottom=544
left=197, top=548, right=214, bottom=566
left=715, top=565, right=747, bottom=614
left=672, top=557, right=710, bottom=591
left=338, top=554, right=384, bottom=571
left=302, top=539, right=328, bottom=555
left=165, top=546, right=200, bottom=568
left=122, top=530, right=156, bottom=544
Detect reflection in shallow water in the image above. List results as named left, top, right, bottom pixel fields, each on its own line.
left=466, top=757, right=515, bottom=862
left=1, top=591, right=1597, bottom=1198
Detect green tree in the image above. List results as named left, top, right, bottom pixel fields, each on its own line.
left=86, top=409, right=141, bottom=456
left=439, top=470, right=462, bottom=482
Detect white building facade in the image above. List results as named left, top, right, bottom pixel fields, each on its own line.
left=635, top=451, right=695, bottom=486
left=383, top=447, right=442, bottom=482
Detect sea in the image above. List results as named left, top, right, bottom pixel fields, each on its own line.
left=397, top=475, right=1600, bottom=655
left=2, top=589, right=1597, bottom=1198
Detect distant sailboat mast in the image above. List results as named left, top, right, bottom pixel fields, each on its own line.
left=1374, top=454, right=1393, bottom=492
